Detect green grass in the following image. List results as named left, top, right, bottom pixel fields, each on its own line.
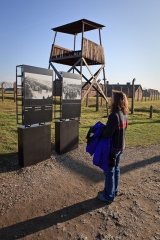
left=0, top=99, right=17, bottom=154
left=0, top=97, right=160, bottom=154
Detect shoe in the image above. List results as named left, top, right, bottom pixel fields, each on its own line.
left=97, top=193, right=113, bottom=203
left=98, top=190, right=104, bottom=195
left=115, top=192, right=123, bottom=197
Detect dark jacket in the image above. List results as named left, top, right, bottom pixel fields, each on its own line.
left=101, top=111, right=128, bottom=151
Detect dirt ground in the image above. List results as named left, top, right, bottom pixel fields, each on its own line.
left=0, top=143, right=160, bottom=240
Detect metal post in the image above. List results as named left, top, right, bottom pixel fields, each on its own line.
left=131, top=78, right=136, bottom=114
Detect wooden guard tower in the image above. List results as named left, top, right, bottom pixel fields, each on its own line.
left=49, top=19, right=108, bottom=102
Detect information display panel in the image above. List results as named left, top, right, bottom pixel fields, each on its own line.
left=61, top=72, right=82, bottom=119
left=22, top=65, right=53, bottom=125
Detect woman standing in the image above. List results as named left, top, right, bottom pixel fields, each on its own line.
left=98, top=91, right=129, bottom=203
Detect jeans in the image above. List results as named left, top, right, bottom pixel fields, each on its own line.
left=103, top=150, right=123, bottom=202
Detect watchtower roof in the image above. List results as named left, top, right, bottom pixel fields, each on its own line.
left=51, top=19, right=105, bottom=35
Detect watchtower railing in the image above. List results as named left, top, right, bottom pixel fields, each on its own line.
left=50, top=38, right=105, bottom=64
left=82, top=38, right=105, bottom=64
left=51, top=45, right=73, bottom=58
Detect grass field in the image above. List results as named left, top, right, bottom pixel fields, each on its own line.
left=0, top=96, right=160, bottom=154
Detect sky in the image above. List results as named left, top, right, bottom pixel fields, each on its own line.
left=0, top=0, right=160, bottom=91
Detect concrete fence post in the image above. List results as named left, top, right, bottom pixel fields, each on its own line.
left=150, top=105, right=153, bottom=118
left=131, top=78, right=136, bottom=114
left=14, top=82, right=16, bottom=102
left=2, top=82, right=4, bottom=101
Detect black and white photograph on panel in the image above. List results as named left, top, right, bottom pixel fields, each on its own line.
left=24, top=72, right=52, bottom=100
left=62, top=77, right=81, bottom=100
left=61, top=72, right=82, bottom=119
left=22, top=65, right=53, bottom=126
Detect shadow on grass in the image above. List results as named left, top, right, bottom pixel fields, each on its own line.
left=128, top=120, right=160, bottom=125
left=134, top=108, right=160, bottom=113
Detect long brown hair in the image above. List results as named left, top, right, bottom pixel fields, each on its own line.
left=111, top=90, right=129, bottom=115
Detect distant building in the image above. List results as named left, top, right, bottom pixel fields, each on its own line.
left=53, top=80, right=160, bottom=100
left=106, top=82, right=143, bottom=100
left=4, top=88, right=14, bottom=92
left=82, top=82, right=143, bottom=100
left=147, top=89, right=160, bottom=100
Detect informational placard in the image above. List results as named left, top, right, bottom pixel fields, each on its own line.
left=22, top=65, right=53, bottom=125
left=62, top=77, right=81, bottom=100
left=61, top=72, right=82, bottom=119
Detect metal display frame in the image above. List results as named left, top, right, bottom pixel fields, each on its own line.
left=53, top=71, right=82, bottom=120
left=16, top=65, right=25, bottom=125
left=16, top=65, right=53, bottom=126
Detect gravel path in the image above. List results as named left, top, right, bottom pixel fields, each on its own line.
left=0, top=144, right=160, bottom=240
